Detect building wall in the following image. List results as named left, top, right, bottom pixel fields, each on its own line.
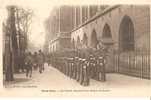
left=59, top=38, right=71, bottom=50
left=71, top=5, right=150, bottom=51
left=49, top=37, right=71, bottom=53
left=71, top=5, right=150, bottom=74
left=60, top=6, right=75, bottom=32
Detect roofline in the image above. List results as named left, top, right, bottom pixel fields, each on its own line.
left=70, top=5, right=120, bottom=33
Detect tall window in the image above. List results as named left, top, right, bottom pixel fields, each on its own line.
left=72, top=38, right=75, bottom=49
left=91, top=29, right=98, bottom=48
left=77, top=36, right=81, bottom=49
left=102, top=24, right=112, bottom=38
left=83, top=33, right=88, bottom=46
left=119, top=15, right=134, bottom=52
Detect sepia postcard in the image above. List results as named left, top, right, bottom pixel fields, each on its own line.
left=0, top=0, right=150, bottom=97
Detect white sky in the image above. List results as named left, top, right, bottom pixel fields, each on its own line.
left=0, top=0, right=57, bottom=51
left=0, top=0, right=102, bottom=50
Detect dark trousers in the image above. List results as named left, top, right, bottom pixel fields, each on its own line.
left=26, top=66, right=32, bottom=77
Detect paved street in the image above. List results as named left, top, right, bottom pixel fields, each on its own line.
left=3, top=63, right=150, bottom=96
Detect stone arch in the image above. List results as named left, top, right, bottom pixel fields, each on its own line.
left=102, top=23, right=112, bottom=38
left=77, top=36, right=81, bottom=48
left=119, top=15, right=134, bottom=52
left=90, top=29, right=98, bottom=48
left=72, top=38, right=75, bottom=49
left=82, top=33, right=88, bottom=46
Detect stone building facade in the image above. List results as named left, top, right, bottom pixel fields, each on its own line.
left=44, top=5, right=107, bottom=53
left=45, top=5, right=150, bottom=79
left=70, top=5, right=150, bottom=78
left=71, top=5, right=150, bottom=52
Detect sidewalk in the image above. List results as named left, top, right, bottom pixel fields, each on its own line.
left=3, top=63, right=150, bottom=96
left=4, top=63, right=150, bottom=88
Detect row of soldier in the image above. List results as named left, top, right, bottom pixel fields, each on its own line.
left=50, top=54, right=106, bottom=86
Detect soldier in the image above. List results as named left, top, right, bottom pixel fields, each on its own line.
left=93, top=55, right=98, bottom=80
left=98, top=56, right=106, bottom=82
left=67, top=58, right=70, bottom=77
left=70, top=58, right=74, bottom=79
left=72, top=57, right=78, bottom=79
left=79, top=59, right=84, bottom=85
left=75, top=57, right=80, bottom=81
left=88, top=54, right=95, bottom=78
left=62, top=58, right=65, bottom=73
left=76, top=58, right=82, bottom=82
left=65, top=57, right=68, bottom=76
left=82, top=59, right=90, bottom=86
left=68, top=58, right=71, bottom=78
left=62, top=57, right=66, bottom=74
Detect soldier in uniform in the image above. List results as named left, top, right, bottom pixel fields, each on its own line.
left=75, top=57, right=80, bottom=82
left=88, top=54, right=96, bottom=78
left=79, top=59, right=85, bottom=85
left=76, top=58, right=82, bottom=82
left=64, top=57, right=67, bottom=74
left=70, top=58, right=74, bottom=79
left=82, top=59, right=90, bottom=86
left=72, top=57, right=78, bottom=79
left=65, top=57, right=69, bottom=76
left=98, top=55, right=106, bottom=82
left=69, top=58, right=73, bottom=78
left=67, top=58, right=71, bottom=77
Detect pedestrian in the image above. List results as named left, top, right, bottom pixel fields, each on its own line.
left=18, top=51, right=25, bottom=72
left=25, top=52, right=33, bottom=78
left=33, top=52, right=38, bottom=70
left=37, top=50, right=45, bottom=73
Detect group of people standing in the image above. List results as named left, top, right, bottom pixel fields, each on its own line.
left=24, top=50, right=45, bottom=78
left=50, top=53, right=107, bottom=86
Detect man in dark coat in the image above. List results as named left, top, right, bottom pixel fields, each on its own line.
left=25, top=52, right=33, bottom=78
left=38, top=50, right=45, bottom=73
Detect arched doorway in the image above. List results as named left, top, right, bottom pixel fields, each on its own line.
left=77, top=36, right=81, bottom=49
left=101, top=23, right=114, bottom=49
left=119, top=15, right=134, bottom=52
left=72, top=38, right=75, bottom=49
left=90, top=29, right=98, bottom=48
left=102, top=24, right=112, bottom=38
left=82, top=33, right=88, bottom=47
